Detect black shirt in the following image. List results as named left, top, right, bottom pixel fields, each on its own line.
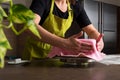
left=30, top=0, right=91, bottom=28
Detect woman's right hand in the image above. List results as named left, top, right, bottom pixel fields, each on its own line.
left=63, top=32, right=93, bottom=55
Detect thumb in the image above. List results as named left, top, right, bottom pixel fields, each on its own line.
left=96, top=33, right=104, bottom=43
left=71, top=31, right=83, bottom=38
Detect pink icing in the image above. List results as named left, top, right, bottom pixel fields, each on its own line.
left=48, top=39, right=105, bottom=61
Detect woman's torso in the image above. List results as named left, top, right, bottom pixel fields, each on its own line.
left=30, top=0, right=91, bottom=28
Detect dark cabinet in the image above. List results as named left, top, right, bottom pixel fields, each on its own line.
left=84, top=0, right=118, bottom=54
left=102, top=3, right=117, bottom=54
left=103, top=4, right=117, bottom=31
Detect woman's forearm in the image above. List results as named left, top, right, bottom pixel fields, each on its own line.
left=33, top=14, right=66, bottom=48
left=36, top=24, right=66, bottom=48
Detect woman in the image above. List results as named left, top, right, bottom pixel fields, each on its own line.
left=22, top=0, right=104, bottom=60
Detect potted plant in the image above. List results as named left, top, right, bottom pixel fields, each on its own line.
left=0, top=0, right=41, bottom=68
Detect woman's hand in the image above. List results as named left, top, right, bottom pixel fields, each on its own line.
left=82, top=24, right=104, bottom=52
left=96, top=34, right=104, bottom=52
left=63, top=32, right=93, bottom=54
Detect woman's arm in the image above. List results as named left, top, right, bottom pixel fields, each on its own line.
left=34, top=14, right=93, bottom=54
left=34, top=14, right=66, bottom=48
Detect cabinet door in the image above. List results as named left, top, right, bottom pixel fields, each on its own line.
left=103, top=32, right=117, bottom=54
left=102, top=3, right=117, bottom=31
left=102, top=3, right=117, bottom=54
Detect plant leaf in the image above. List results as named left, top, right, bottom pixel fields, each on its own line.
left=27, top=20, right=41, bottom=38
left=0, top=6, right=7, bottom=22
left=10, top=4, right=41, bottom=38
left=0, top=47, right=6, bottom=68
left=0, top=13, right=2, bottom=23
left=0, top=28, right=12, bottom=49
left=10, top=4, right=35, bottom=23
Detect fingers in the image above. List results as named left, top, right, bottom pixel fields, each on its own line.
left=79, top=42, right=93, bottom=53
left=67, top=32, right=95, bottom=54
left=96, top=33, right=104, bottom=43
left=96, top=41, right=104, bottom=52
left=72, top=41, right=93, bottom=54
left=81, top=43, right=93, bottom=50
left=96, top=33, right=104, bottom=51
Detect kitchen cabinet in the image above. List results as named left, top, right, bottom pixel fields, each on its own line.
left=102, top=4, right=117, bottom=54
left=118, top=8, right=120, bottom=53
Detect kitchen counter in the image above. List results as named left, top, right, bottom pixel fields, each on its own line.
left=1, top=59, right=120, bottom=80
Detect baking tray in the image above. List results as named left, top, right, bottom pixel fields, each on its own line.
left=54, top=56, right=95, bottom=66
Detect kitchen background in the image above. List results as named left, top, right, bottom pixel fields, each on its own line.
left=3, top=0, right=120, bottom=57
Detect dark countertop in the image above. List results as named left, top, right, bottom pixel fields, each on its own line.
left=0, top=59, right=120, bottom=80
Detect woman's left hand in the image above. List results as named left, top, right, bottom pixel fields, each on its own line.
left=96, top=34, right=104, bottom=52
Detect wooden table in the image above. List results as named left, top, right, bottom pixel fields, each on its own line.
left=0, top=59, right=120, bottom=80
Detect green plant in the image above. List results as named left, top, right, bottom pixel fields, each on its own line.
left=0, top=0, right=41, bottom=68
